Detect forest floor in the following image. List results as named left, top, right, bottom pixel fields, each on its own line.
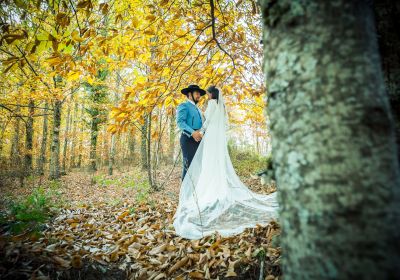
left=0, top=165, right=280, bottom=280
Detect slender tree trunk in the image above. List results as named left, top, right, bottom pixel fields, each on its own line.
left=169, top=112, right=176, bottom=163
left=89, top=116, right=99, bottom=172
left=61, top=101, right=71, bottom=175
left=146, top=111, right=157, bottom=190
left=37, top=102, right=48, bottom=175
left=10, top=105, right=21, bottom=167
left=69, top=101, right=78, bottom=169
left=141, top=114, right=148, bottom=170
left=77, top=103, right=85, bottom=168
left=255, top=123, right=260, bottom=154
left=374, top=0, right=400, bottom=164
left=24, top=99, right=34, bottom=176
left=129, top=130, right=136, bottom=164
left=259, top=0, right=400, bottom=278
left=100, top=128, right=104, bottom=167
left=108, top=68, right=121, bottom=175
left=123, top=133, right=130, bottom=165
left=0, top=119, right=9, bottom=157
left=49, top=100, right=62, bottom=180
left=108, top=132, right=116, bottom=175
left=153, top=108, right=162, bottom=168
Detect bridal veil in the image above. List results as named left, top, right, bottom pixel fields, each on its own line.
left=173, top=90, right=278, bottom=239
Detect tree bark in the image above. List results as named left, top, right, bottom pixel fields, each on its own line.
left=169, top=111, right=176, bottom=164
left=89, top=114, right=99, bottom=172
left=69, top=101, right=78, bottom=169
left=0, top=117, right=9, bottom=157
left=259, top=0, right=400, bottom=278
left=129, top=130, right=136, bottom=163
left=141, top=114, right=148, bottom=170
left=10, top=105, right=21, bottom=168
left=108, top=68, right=121, bottom=175
left=37, top=101, right=48, bottom=175
left=77, top=103, right=85, bottom=168
left=146, top=111, right=157, bottom=190
left=24, top=99, right=34, bottom=176
left=61, top=101, right=71, bottom=175
left=49, top=100, right=61, bottom=180
left=108, top=132, right=116, bottom=175
left=373, top=0, right=400, bottom=164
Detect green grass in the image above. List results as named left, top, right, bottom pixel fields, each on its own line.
left=93, top=171, right=152, bottom=205
left=229, top=144, right=272, bottom=177
left=92, top=174, right=116, bottom=187
left=1, top=186, right=57, bottom=236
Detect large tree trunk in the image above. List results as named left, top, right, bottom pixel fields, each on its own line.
left=259, top=0, right=400, bottom=278
left=37, top=102, right=48, bottom=175
left=374, top=0, right=400, bottom=164
left=49, top=100, right=61, bottom=180
left=24, top=99, right=34, bottom=176
left=61, top=101, right=71, bottom=175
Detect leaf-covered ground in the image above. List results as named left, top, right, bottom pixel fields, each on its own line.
left=0, top=166, right=281, bottom=280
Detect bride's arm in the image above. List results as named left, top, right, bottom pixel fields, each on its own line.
left=199, top=100, right=217, bottom=135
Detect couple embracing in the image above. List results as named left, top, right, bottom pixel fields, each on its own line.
left=172, top=84, right=278, bottom=240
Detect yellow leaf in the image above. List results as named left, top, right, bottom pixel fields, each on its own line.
left=117, top=211, right=129, bottom=220
left=67, top=71, right=80, bottom=81
left=70, top=222, right=79, bottom=228
left=160, top=0, right=169, bottom=5
left=131, top=16, right=139, bottom=28
left=144, top=28, right=156, bottom=36
left=146, top=15, right=156, bottom=21
left=71, top=30, right=85, bottom=42
left=87, top=76, right=94, bottom=85
left=46, top=56, right=63, bottom=66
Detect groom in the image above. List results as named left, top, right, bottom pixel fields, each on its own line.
left=176, top=84, right=206, bottom=181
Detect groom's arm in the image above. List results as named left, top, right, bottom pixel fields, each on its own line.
left=176, top=103, right=195, bottom=137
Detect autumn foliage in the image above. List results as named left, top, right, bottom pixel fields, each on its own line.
left=0, top=0, right=268, bottom=186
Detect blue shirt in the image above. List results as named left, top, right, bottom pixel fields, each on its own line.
left=176, top=100, right=203, bottom=137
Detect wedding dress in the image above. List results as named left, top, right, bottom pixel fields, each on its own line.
left=173, top=90, right=278, bottom=240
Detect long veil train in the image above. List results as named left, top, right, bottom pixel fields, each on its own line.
left=173, top=90, right=278, bottom=240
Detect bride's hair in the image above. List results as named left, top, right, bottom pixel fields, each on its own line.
left=207, top=85, right=219, bottom=103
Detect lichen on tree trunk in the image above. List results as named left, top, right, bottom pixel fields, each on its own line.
left=259, top=0, right=400, bottom=278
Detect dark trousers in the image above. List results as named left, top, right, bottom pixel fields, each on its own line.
left=180, top=133, right=200, bottom=181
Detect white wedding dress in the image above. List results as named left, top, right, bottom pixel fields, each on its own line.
left=173, top=91, right=278, bottom=240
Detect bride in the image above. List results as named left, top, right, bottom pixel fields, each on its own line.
left=173, top=86, right=278, bottom=240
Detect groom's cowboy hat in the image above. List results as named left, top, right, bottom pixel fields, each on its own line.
left=181, top=84, right=206, bottom=96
